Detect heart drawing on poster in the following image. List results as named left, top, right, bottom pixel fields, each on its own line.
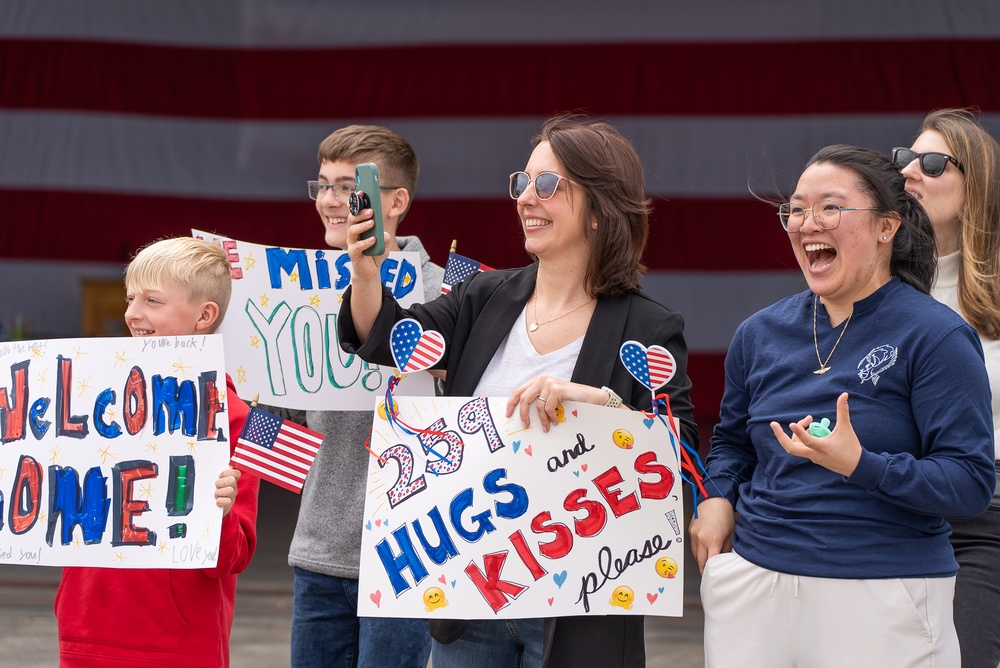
left=619, top=340, right=676, bottom=391
left=390, top=318, right=446, bottom=373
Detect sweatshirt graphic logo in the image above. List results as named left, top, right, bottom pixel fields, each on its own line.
left=857, top=345, right=897, bottom=386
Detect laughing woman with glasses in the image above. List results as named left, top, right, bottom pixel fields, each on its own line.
left=896, top=108, right=1000, bottom=668
left=338, top=115, right=697, bottom=668
left=690, top=144, right=995, bottom=667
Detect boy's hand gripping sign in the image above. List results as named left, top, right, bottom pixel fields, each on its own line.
left=358, top=323, right=687, bottom=620
left=0, top=336, right=233, bottom=569
left=192, top=230, right=434, bottom=411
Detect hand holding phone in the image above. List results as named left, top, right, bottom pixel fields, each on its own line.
left=349, top=162, right=385, bottom=256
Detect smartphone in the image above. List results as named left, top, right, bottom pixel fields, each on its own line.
left=349, top=162, right=385, bottom=257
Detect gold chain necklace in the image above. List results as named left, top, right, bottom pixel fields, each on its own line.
left=812, top=294, right=852, bottom=375
left=530, top=290, right=593, bottom=332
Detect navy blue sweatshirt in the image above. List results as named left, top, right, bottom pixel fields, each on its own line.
left=706, top=278, right=995, bottom=579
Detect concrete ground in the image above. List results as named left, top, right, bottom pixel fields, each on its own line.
left=0, top=483, right=705, bottom=668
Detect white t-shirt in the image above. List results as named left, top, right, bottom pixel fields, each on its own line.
left=473, top=307, right=584, bottom=398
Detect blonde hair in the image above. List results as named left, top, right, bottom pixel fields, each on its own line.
left=125, top=237, right=233, bottom=330
left=921, top=109, right=1000, bottom=338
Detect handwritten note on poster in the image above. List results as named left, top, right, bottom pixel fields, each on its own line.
left=359, top=396, right=686, bottom=619
left=0, top=336, right=233, bottom=568
left=192, top=230, right=434, bottom=410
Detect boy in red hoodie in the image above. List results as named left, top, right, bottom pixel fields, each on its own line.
left=55, top=237, right=260, bottom=667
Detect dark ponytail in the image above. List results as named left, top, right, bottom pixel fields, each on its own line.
left=890, top=192, right=937, bottom=293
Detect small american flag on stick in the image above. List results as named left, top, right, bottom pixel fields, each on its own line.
left=441, top=250, right=493, bottom=294
left=233, top=407, right=323, bottom=493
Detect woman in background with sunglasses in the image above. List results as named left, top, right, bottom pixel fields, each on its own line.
left=895, top=108, right=1000, bottom=668
left=690, top=144, right=995, bottom=667
left=339, top=115, right=697, bottom=668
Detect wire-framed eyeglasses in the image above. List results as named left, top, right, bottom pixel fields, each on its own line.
left=308, top=181, right=402, bottom=202
left=308, top=181, right=354, bottom=202
left=509, top=171, right=576, bottom=200
left=778, top=199, right=879, bottom=232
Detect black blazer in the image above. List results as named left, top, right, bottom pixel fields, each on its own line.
left=340, top=264, right=698, bottom=668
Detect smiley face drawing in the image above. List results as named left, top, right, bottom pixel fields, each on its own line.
left=377, top=399, right=399, bottom=421
left=655, top=556, right=678, bottom=579
left=610, top=585, right=635, bottom=610
left=612, top=428, right=634, bottom=449
left=554, top=404, right=566, bottom=423
left=423, top=586, right=448, bottom=612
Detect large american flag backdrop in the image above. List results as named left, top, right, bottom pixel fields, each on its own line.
left=2, top=1, right=998, bottom=426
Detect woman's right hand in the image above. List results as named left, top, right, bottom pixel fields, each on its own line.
left=688, top=496, right=736, bottom=575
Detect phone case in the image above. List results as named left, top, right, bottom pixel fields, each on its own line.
left=355, top=162, right=385, bottom=256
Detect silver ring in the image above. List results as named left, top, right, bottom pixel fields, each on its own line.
left=537, top=396, right=547, bottom=402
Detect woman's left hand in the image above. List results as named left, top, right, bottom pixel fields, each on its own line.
left=769, top=392, right=863, bottom=477
left=507, top=376, right=611, bottom=432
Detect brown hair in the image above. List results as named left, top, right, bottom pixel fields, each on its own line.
left=533, top=115, right=649, bottom=296
left=919, top=108, right=1000, bottom=338
left=317, top=125, right=420, bottom=220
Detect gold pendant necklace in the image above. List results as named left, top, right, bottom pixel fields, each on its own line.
left=530, top=290, right=593, bottom=332
left=812, top=294, right=852, bottom=375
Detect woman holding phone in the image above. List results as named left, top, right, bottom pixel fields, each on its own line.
left=894, top=108, right=1000, bottom=668
left=339, top=115, right=698, bottom=668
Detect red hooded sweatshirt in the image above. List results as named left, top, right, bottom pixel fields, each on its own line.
left=55, top=375, right=260, bottom=668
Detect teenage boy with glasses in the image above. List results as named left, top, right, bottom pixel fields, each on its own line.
left=287, top=125, right=444, bottom=668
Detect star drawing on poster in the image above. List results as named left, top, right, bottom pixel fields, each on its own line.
left=172, top=358, right=193, bottom=378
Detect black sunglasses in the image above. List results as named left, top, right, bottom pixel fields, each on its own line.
left=892, top=147, right=965, bottom=177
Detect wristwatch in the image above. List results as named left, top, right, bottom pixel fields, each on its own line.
left=601, top=386, right=622, bottom=409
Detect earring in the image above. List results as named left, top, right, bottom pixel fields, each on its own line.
left=592, top=222, right=598, bottom=229
left=882, top=236, right=887, bottom=241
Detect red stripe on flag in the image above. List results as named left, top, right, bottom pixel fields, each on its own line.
left=0, top=189, right=796, bottom=271
left=410, top=340, right=445, bottom=368
left=2, top=39, right=999, bottom=118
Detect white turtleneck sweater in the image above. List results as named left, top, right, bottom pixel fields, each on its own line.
left=932, top=251, right=1000, bottom=460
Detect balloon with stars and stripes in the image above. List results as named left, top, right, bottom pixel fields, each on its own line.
left=390, top=318, right=446, bottom=374
left=620, top=340, right=676, bottom=392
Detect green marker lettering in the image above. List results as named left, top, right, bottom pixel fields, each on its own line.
left=175, top=464, right=188, bottom=508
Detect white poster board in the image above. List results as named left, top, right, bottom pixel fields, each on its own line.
left=192, top=230, right=434, bottom=410
left=0, top=335, right=232, bottom=568
left=359, top=396, right=686, bottom=619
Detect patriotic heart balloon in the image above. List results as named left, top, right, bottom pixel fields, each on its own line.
left=390, top=319, right=445, bottom=373
left=619, top=341, right=676, bottom=391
